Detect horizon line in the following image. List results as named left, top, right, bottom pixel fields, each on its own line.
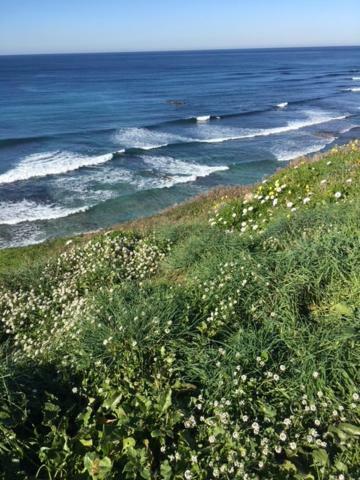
left=1, top=44, right=360, bottom=57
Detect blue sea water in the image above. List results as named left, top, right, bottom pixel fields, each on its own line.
left=0, top=47, right=359, bottom=248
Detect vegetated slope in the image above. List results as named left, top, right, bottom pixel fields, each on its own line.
left=0, top=142, right=359, bottom=480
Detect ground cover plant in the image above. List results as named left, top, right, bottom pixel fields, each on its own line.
left=0, top=141, right=359, bottom=479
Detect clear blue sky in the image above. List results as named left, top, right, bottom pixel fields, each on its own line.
left=1, top=0, right=360, bottom=55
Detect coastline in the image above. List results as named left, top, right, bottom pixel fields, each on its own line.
left=0, top=140, right=357, bottom=275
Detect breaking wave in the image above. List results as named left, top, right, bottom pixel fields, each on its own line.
left=0, top=151, right=114, bottom=184
left=0, top=199, right=89, bottom=225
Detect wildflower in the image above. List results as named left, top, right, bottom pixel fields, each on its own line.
left=184, top=416, right=196, bottom=428
left=289, top=442, right=297, bottom=451
left=352, top=392, right=359, bottom=401
left=252, top=422, right=260, bottom=434
left=334, top=191, right=342, bottom=199
left=286, top=201, right=293, bottom=208
left=184, top=470, right=192, bottom=480
left=209, top=435, right=216, bottom=444
left=303, top=197, right=310, bottom=204
left=272, top=198, right=278, bottom=206
left=280, top=365, right=286, bottom=372
left=312, top=371, right=319, bottom=379
left=279, top=432, right=287, bottom=441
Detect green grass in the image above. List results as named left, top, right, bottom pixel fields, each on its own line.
left=0, top=142, right=359, bottom=479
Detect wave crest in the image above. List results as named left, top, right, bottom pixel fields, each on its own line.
left=195, top=112, right=348, bottom=144
left=0, top=199, right=88, bottom=225
left=114, top=127, right=187, bottom=151
left=0, top=151, right=113, bottom=185
left=273, top=137, right=336, bottom=162
left=140, top=156, right=229, bottom=187
left=196, top=115, right=211, bottom=122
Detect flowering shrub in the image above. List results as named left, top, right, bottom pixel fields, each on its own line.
left=209, top=140, right=360, bottom=235
left=0, top=233, right=169, bottom=364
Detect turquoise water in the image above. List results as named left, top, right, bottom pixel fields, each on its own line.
left=0, top=47, right=359, bottom=248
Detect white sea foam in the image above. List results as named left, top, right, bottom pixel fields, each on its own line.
left=0, top=151, right=114, bottom=185
left=114, top=112, right=348, bottom=151
left=196, top=112, right=348, bottom=144
left=140, top=155, right=228, bottom=187
left=0, top=199, right=89, bottom=225
left=273, top=138, right=336, bottom=162
left=352, top=77, right=360, bottom=81
left=340, top=125, right=355, bottom=134
left=349, top=87, right=360, bottom=92
left=114, top=127, right=187, bottom=150
left=277, top=102, right=288, bottom=108
left=196, top=115, right=211, bottom=122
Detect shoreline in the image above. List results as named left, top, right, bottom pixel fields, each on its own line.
left=0, top=141, right=357, bottom=278
left=0, top=141, right=354, bottom=255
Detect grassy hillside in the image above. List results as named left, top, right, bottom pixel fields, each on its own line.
left=0, top=141, right=359, bottom=479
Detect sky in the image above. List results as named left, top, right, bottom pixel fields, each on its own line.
left=1, top=0, right=360, bottom=55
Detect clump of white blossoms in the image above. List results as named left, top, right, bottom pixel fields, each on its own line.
left=0, top=233, right=170, bottom=364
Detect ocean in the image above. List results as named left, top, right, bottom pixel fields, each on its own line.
left=0, top=47, right=359, bottom=248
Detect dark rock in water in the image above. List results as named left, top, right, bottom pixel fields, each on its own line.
left=166, top=99, right=186, bottom=107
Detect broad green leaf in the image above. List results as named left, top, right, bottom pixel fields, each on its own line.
left=160, top=460, right=172, bottom=480
left=80, top=437, right=93, bottom=447
left=281, top=460, right=297, bottom=473
left=123, top=437, right=136, bottom=451
left=332, top=303, right=353, bottom=317
left=160, top=389, right=172, bottom=415
left=83, top=453, right=112, bottom=479
left=334, top=460, right=348, bottom=473
left=338, top=423, right=360, bottom=437
left=312, top=448, right=328, bottom=467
